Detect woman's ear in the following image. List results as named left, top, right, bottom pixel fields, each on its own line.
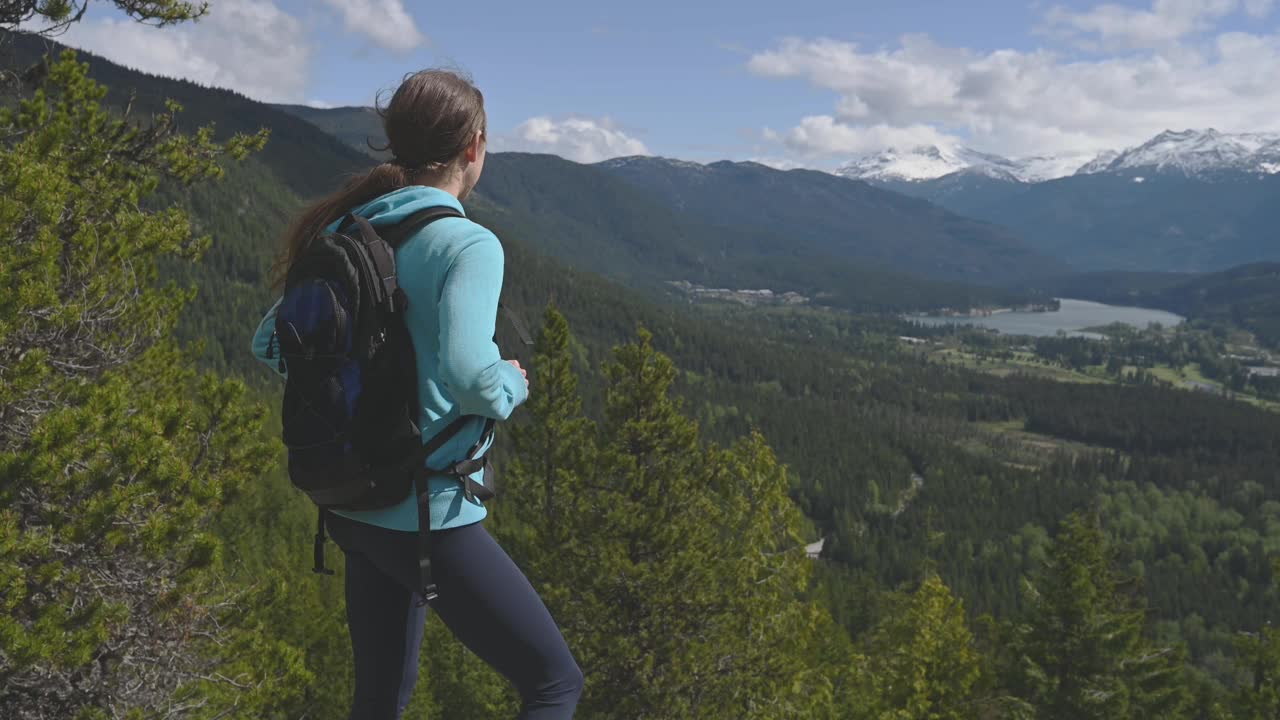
left=465, top=130, right=484, bottom=163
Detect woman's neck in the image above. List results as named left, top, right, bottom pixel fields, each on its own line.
left=414, top=166, right=468, bottom=201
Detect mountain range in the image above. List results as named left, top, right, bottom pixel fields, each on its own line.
left=839, top=130, right=1280, bottom=273
left=265, top=92, right=1280, bottom=277
left=836, top=145, right=1093, bottom=184
left=260, top=103, right=1064, bottom=299
left=836, top=128, right=1280, bottom=184
left=590, top=155, right=1059, bottom=284
left=470, top=153, right=1059, bottom=310
left=266, top=103, right=1059, bottom=287
left=20, top=24, right=1273, bottom=304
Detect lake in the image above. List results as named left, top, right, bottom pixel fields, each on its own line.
left=907, top=298, right=1185, bottom=339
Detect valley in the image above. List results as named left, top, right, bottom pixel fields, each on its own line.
left=245, top=89, right=1280, bottom=706
left=6, top=25, right=1280, bottom=720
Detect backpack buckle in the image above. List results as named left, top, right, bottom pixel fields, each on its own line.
left=391, top=287, right=409, bottom=312
left=418, top=555, right=438, bottom=603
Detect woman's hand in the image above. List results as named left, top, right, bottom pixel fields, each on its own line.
left=508, top=359, right=529, bottom=389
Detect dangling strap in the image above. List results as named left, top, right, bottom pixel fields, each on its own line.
left=413, top=413, right=487, bottom=605
left=313, top=507, right=335, bottom=576
left=414, top=473, right=438, bottom=604
left=500, top=303, right=534, bottom=347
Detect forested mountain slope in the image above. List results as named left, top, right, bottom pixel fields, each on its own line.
left=272, top=102, right=1065, bottom=291
left=879, top=167, right=1280, bottom=272
left=593, top=154, right=1065, bottom=284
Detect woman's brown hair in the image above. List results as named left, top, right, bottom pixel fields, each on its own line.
left=272, top=69, right=486, bottom=288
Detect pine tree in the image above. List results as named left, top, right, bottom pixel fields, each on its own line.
left=0, top=44, right=300, bottom=717
left=1005, top=512, right=1191, bottom=720
left=497, top=320, right=832, bottom=718
left=844, top=574, right=984, bottom=720
left=415, top=307, right=598, bottom=719
left=1, top=0, right=209, bottom=34
left=1232, top=558, right=1280, bottom=719
left=497, top=303, right=595, bottom=571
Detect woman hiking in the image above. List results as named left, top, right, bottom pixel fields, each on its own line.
left=249, top=69, right=583, bottom=719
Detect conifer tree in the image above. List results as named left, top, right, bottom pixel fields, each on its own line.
left=498, top=303, right=595, bottom=575
left=0, top=42, right=298, bottom=718
left=499, top=322, right=830, bottom=719
left=1006, top=512, right=1191, bottom=720
left=1, top=0, right=207, bottom=34
left=1233, top=558, right=1280, bottom=719
left=845, top=574, right=984, bottom=720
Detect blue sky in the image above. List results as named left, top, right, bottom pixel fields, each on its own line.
left=52, top=0, right=1280, bottom=168
left=296, top=0, right=1048, bottom=159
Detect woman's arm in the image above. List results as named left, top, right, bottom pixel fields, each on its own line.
left=437, top=231, right=529, bottom=420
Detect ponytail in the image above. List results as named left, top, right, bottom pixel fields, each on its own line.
left=271, top=162, right=413, bottom=289
left=272, top=68, right=486, bottom=289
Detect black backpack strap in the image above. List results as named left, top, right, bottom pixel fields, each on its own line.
left=377, top=206, right=532, bottom=349
left=381, top=206, right=465, bottom=248
left=443, top=418, right=498, bottom=502
left=343, top=206, right=465, bottom=315
left=347, top=214, right=398, bottom=311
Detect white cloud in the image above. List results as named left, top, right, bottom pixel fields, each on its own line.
left=497, top=116, right=649, bottom=163
left=318, top=0, right=426, bottom=52
left=769, top=116, right=960, bottom=157
left=747, top=2, right=1280, bottom=161
left=1042, top=0, right=1243, bottom=49
left=54, top=0, right=309, bottom=103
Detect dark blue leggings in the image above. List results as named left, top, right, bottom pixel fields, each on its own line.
left=325, top=512, right=583, bottom=719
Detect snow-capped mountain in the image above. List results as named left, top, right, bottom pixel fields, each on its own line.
left=1015, top=153, right=1100, bottom=182
left=1074, top=150, right=1120, bottom=175
left=837, top=129, right=1280, bottom=186
left=835, top=146, right=1009, bottom=182
left=599, top=155, right=709, bottom=172
left=835, top=145, right=1093, bottom=184
left=826, top=128, right=1280, bottom=273
left=1075, top=129, right=1280, bottom=177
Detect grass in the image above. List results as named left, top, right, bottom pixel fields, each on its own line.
left=1126, top=363, right=1280, bottom=413
left=965, top=419, right=1110, bottom=470
left=929, top=347, right=1109, bottom=384
left=937, top=345, right=1280, bottom=416
left=1146, top=362, right=1216, bottom=387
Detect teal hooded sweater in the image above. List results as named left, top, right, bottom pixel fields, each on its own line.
left=250, top=186, right=528, bottom=531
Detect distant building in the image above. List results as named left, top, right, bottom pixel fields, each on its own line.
left=1248, top=366, right=1280, bottom=377
left=804, top=537, right=825, bottom=559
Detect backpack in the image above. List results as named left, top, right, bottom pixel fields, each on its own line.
left=266, top=206, right=530, bottom=602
